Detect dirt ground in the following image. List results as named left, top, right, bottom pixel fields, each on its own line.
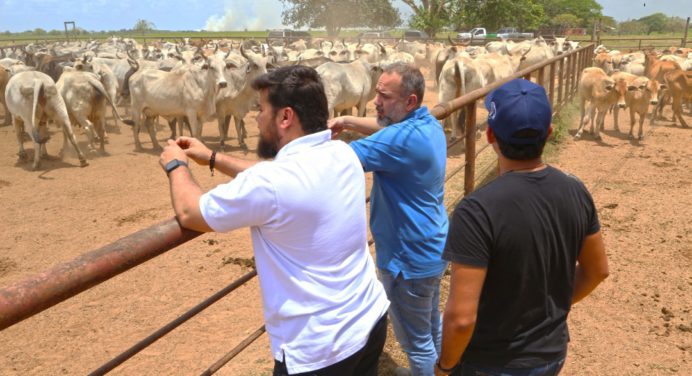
left=0, top=78, right=690, bottom=376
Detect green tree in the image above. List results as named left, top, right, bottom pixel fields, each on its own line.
left=638, top=13, right=667, bottom=35
left=280, top=0, right=400, bottom=37
left=663, top=16, right=687, bottom=34
left=551, top=13, right=580, bottom=29
left=400, top=0, right=452, bottom=37
left=617, top=20, right=647, bottom=35
left=33, top=28, right=46, bottom=35
left=133, top=19, right=156, bottom=34
left=448, top=0, right=544, bottom=33
left=536, top=0, right=602, bottom=27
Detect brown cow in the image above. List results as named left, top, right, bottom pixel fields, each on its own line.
left=611, top=71, right=661, bottom=140
left=594, top=52, right=614, bottom=74
left=575, top=67, right=627, bottom=140
left=663, top=69, right=691, bottom=127
left=644, top=51, right=682, bottom=118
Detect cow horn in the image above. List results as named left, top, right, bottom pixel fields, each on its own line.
left=521, top=45, right=532, bottom=59
left=448, top=35, right=457, bottom=47
left=175, top=45, right=181, bottom=55
left=214, top=44, right=219, bottom=54
left=225, top=47, right=232, bottom=59
left=378, top=42, right=387, bottom=56
left=240, top=44, right=249, bottom=60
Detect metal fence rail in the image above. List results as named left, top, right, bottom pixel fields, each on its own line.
left=0, top=44, right=593, bottom=374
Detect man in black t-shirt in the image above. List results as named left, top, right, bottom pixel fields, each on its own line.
left=434, top=79, right=609, bottom=376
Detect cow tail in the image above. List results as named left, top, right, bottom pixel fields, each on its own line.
left=31, top=79, right=43, bottom=132
left=86, top=76, right=128, bottom=124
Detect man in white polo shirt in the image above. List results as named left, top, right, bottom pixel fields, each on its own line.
left=159, top=66, right=390, bottom=375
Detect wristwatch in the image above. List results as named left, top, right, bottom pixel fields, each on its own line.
left=165, top=159, right=188, bottom=176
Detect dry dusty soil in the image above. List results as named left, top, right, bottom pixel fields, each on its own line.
left=0, top=80, right=690, bottom=375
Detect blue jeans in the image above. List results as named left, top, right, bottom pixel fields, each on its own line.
left=452, top=357, right=566, bottom=376
left=379, top=269, right=443, bottom=376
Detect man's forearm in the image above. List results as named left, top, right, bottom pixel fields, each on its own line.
left=342, top=116, right=383, bottom=136
left=168, top=166, right=212, bottom=232
left=214, top=153, right=260, bottom=178
left=438, top=318, right=475, bottom=371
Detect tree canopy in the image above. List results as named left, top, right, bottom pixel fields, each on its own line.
left=451, top=0, right=544, bottom=32
left=133, top=19, right=155, bottom=34
left=280, top=0, right=401, bottom=37
left=537, top=0, right=602, bottom=28
left=400, top=0, right=452, bottom=37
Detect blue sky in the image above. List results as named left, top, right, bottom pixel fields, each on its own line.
left=0, top=0, right=689, bottom=33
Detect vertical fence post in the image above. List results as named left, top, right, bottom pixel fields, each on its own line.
left=537, top=66, right=545, bottom=88
left=548, top=62, right=556, bottom=109
left=571, top=52, right=578, bottom=99
left=683, top=17, right=690, bottom=47
left=463, top=102, right=477, bottom=195
left=566, top=54, right=573, bottom=101
left=558, top=57, right=565, bottom=107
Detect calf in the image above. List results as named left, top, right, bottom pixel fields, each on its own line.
left=663, top=69, right=691, bottom=127
left=611, top=71, right=660, bottom=139
left=575, top=67, right=627, bottom=140
left=594, top=52, right=614, bottom=74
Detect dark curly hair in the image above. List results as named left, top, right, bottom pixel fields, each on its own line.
left=251, top=65, right=329, bottom=134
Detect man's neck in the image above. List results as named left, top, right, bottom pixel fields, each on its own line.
left=498, top=157, right=546, bottom=175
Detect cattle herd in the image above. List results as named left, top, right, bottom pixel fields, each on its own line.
left=0, top=35, right=690, bottom=170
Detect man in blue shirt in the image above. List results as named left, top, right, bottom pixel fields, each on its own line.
left=329, top=63, right=448, bottom=376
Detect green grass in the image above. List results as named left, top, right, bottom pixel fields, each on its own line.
left=544, top=99, right=579, bottom=163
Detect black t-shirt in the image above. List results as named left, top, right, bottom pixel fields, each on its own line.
left=443, top=166, right=600, bottom=368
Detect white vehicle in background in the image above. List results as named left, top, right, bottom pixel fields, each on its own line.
left=457, top=27, right=488, bottom=40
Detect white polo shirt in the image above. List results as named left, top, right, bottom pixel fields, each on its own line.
left=199, top=129, right=389, bottom=374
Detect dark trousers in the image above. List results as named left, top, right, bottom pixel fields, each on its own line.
left=273, top=313, right=388, bottom=376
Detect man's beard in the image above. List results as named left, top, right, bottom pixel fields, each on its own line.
left=377, top=114, right=395, bottom=127
left=257, top=125, right=279, bottom=159
left=376, top=104, right=407, bottom=127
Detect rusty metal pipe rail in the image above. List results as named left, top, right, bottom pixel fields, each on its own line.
left=0, top=218, right=202, bottom=331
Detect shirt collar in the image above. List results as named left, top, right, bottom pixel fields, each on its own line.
left=276, top=129, right=332, bottom=159
left=399, top=106, right=429, bottom=123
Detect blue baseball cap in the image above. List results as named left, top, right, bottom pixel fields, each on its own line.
left=485, top=79, right=552, bottom=145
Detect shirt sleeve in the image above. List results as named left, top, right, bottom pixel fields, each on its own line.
left=350, top=127, right=405, bottom=173
left=442, top=197, right=492, bottom=267
left=199, top=167, right=277, bottom=233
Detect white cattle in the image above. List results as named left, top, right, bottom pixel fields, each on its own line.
left=316, top=60, right=382, bottom=118
left=56, top=70, right=125, bottom=152
left=438, top=55, right=487, bottom=140
left=215, top=48, right=268, bottom=149
left=125, top=54, right=227, bottom=150
left=5, top=71, right=88, bottom=169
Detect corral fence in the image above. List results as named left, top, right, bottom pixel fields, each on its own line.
left=0, top=44, right=594, bottom=374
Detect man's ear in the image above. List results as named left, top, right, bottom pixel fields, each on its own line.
left=406, top=94, right=418, bottom=111
left=277, top=107, right=295, bottom=130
